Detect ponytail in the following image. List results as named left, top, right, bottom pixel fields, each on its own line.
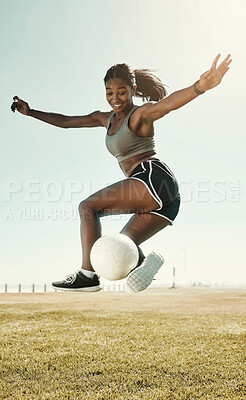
left=104, top=64, right=167, bottom=102
left=134, top=69, right=167, bottom=102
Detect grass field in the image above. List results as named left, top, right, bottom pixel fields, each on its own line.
left=0, top=287, right=245, bottom=399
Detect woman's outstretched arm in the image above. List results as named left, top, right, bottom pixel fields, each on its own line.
left=11, top=96, right=108, bottom=128
left=142, top=53, right=232, bottom=122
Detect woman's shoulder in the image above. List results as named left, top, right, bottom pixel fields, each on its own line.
left=132, top=101, right=157, bottom=122
left=135, top=101, right=157, bottom=111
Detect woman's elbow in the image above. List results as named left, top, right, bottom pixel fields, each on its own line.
left=62, top=116, right=72, bottom=128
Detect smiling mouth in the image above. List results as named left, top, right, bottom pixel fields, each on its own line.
left=113, top=104, right=122, bottom=108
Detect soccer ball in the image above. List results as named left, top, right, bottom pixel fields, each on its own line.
left=90, top=234, right=139, bottom=281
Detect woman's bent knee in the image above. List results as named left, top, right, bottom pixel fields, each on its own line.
left=78, top=200, right=101, bottom=219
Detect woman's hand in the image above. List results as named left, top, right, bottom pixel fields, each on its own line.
left=197, top=54, right=232, bottom=93
left=11, top=96, right=31, bottom=115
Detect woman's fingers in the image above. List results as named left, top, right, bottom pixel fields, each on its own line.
left=11, top=95, right=30, bottom=115
left=218, top=54, right=232, bottom=71
left=218, top=55, right=232, bottom=78
left=211, top=53, right=221, bottom=69
left=222, top=53, right=232, bottom=64
left=11, top=103, right=16, bottom=112
left=11, top=96, right=21, bottom=112
left=211, top=53, right=232, bottom=72
left=206, top=53, right=232, bottom=84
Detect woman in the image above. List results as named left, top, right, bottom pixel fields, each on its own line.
left=11, top=53, right=232, bottom=293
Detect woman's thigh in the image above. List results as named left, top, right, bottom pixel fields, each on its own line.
left=120, top=212, right=171, bottom=245
left=79, top=178, right=160, bottom=216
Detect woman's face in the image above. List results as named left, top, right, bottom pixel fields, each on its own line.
left=105, top=77, right=136, bottom=113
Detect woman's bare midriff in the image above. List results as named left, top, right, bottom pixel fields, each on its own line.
left=120, top=150, right=158, bottom=177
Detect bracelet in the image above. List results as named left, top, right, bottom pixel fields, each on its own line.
left=193, top=81, right=205, bottom=95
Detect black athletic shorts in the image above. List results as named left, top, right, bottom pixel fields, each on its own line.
left=129, top=159, right=180, bottom=225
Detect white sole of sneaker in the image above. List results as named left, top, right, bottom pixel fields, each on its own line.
left=51, top=285, right=102, bottom=292
left=125, top=252, right=164, bottom=293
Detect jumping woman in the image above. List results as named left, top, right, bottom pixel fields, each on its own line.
left=11, top=53, right=232, bottom=293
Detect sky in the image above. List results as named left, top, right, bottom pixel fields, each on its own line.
left=1, top=0, right=245, bottom=288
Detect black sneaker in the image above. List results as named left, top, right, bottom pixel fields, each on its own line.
left=52, top=270, right=102, bottom=292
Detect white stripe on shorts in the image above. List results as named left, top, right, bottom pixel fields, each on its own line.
left=128, top=177, right=162, bottom=209
left=130, top=162, right=162, bottom=210
left=148, top=161, right=163, bottom=210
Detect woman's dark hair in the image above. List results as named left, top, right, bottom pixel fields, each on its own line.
left=104, top=63, right=167, bottom=102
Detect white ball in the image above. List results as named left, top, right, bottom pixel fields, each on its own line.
left=90, top=234, right=138, bottom=281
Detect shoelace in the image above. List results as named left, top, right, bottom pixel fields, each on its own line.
left=64, top=270, right=79, bottom=284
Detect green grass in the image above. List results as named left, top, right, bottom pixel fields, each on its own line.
left=0, top=288, right=245, bottom=399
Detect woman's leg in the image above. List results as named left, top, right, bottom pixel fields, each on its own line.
left=120, top=212, right=170, bottom=245
left=120, top=213, right=171, bottom=293
left=52, top=179, right=172, bottom=292
left=78, top=178, right=161, bottom=271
